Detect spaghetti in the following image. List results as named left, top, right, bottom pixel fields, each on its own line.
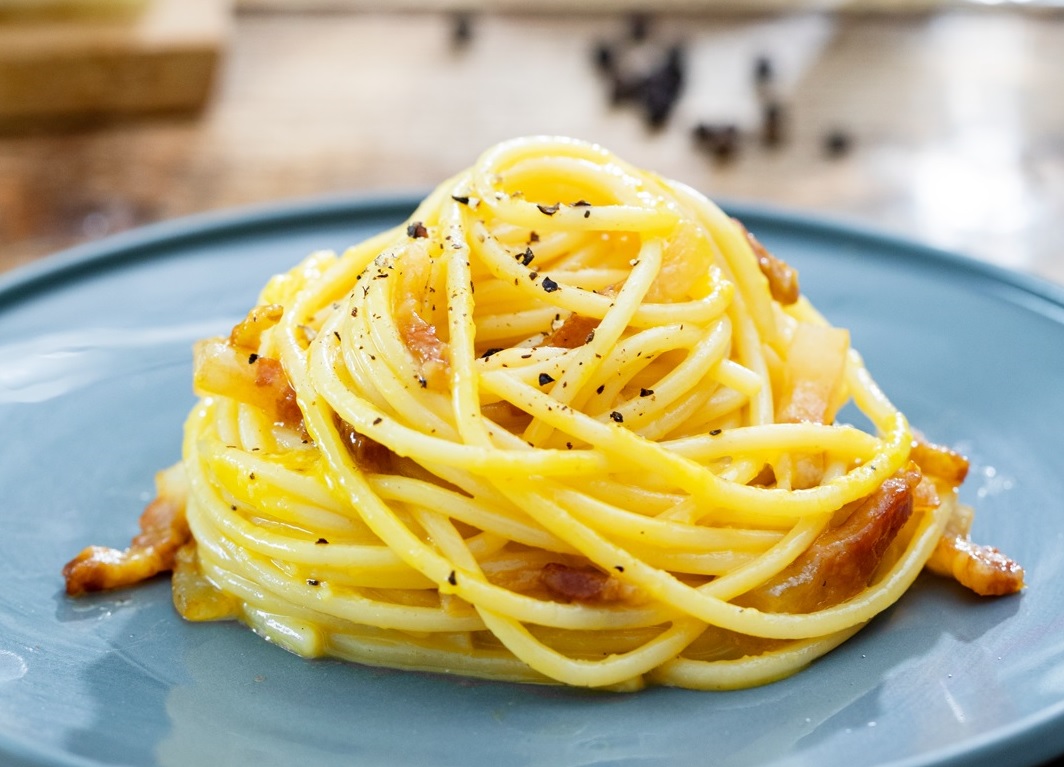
left=64, top=136, right=1023, bottom=691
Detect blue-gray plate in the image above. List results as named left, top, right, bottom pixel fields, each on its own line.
left=2, top=196, right=1063, bottom=767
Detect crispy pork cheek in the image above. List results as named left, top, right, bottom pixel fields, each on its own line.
left=739, top=470, right=920, bottom=614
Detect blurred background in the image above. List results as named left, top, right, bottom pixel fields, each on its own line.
left=1, top=0, right=1062, bottom=285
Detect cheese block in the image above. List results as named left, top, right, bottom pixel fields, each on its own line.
left=0, top=0, right=230, bottom=128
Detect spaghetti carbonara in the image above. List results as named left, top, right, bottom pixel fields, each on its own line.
left=64, top=136, right=1023, bottom=691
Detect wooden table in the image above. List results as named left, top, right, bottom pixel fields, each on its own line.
left=1, top=8, right=1063, bottom=288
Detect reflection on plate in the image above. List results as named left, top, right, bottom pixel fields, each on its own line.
left=2, top=196, right=1064, bottom=767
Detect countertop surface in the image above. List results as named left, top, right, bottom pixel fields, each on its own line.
left=1, top=8, right=1062, bottom=286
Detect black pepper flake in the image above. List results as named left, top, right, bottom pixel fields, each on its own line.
left=709, top=428, right=723, bottom=436
left=307, top=579, right=320, bottom=587
left=754, top=55, right=774, bottom=86
left=693, top=122, right=740, bottom=161
left=566, top=441, right=574, bottom=449
left=451, top=12, right=472, bottom=47
left=481, top=347, right=503, bottom=359
left=614, top=565, right=625, bottom=573
left=824, top=129, right=853, bottom=158
left=230, top=505, right=237, bottom=511
left=249, top=472, right=256, bottom=480
left=418, top=376, right=427, bottom=388
left=315, top=538, right=329, bottom=545
left=350, top=307, right=358, bottom=317
left=762, top=101, right=786, bottom=147
left=610, top=411, right=624, bottom=423
left=541, top=276, right=560, bottom=293
left=451, top=194, right=471, bottom=205
left=447, top=570, right=457, bottom=586
left=529, top=231, right=540, bottom=242
left=516, top=247, right=535, bottom=266
left=333, top=331, right=341, bottom=342
left=629, top=12, right=650, bottom=42
left=572, top=199, right=591, bottom=207
left=538, top=373, right=555, bottom=386
left=593, top=41, right=615, bottom=74
left=406, top=221, right=428, bottom=239
left=583, top=210, right=591, bottom=218
left=373, top=417, right=383, bottom=425
left=248, top=353, right=259, bottom=364
left=537, top=203, right=560, bottom=216
left=639, top=388, right=654, bottom=397
left=625, top=44, right=685, bottom=129
left=596, top=384, right=605, bottom=394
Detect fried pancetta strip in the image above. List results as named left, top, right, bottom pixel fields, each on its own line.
left=776, top=322, right=851, bottom=425
left=336, top=416, right=394, bottom=473
left=193, top=339, right=302, bottom=429
left=734, top=218, right=800, bottom=305
left=739, top=468, right=921, bottom=613
left=396, top=305, right=450, bottom=389
left=925, top=502, right=1025, bottom=596
left=910, top=433, right=969, bottom=485
left=229, top=303, right=284, bottom=350
left=542, top=313, right=599, bottom=349
left=63, top=465, right=190, bottom=596
left=909, top=435, right=1023, bottom=595
left=539, top=562, right=633, bottom=604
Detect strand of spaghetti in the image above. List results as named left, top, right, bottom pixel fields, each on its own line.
left=578, top=319, right=731, bottom=425
left=667, top=179, right=781, bottom=350
left=476, top=608, right=705, bottom=689
left=467, top=214, right=734, bottom=328
left=649, top=625, right=865, bottom=691
left=444, top=200, right=493, bottom=449
left=484, top=475, right=950, bottom=639
left=185, top=460, right=484, bottom=633
left=548, top=486, right=785, bottom=552
left=368, top=474, right=570, bottom=553
left=520, top=238, right=664, bottom=446
left=291, top=377, right=681, bottom=631
left=477, top=369, right=910, bottom=518
left=723, top=288, right=775, bottom=426
left=311, top=338, right=611, bottom=476
left=664, top=422, right=883, bottom=463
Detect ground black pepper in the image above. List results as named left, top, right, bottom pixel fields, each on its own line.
left=824, top=129, right=853, bottom=157
left=693, top=122, right=740, bottom=161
